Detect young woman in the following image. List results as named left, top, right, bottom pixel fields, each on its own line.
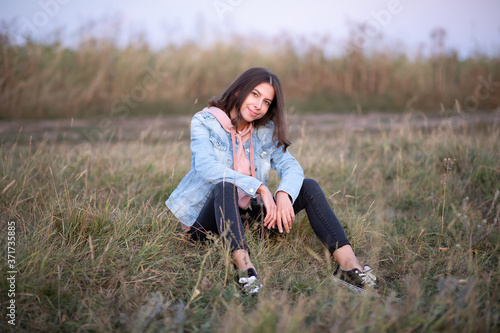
left=166, top=67, right=378, bottom=294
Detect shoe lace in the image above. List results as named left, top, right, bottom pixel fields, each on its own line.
left=238, top=276, right=261, bottom=294
left=359, top=270, right=377, bottom=287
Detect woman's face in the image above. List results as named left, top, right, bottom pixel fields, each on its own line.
left=233, top=82, right=275, bottom=131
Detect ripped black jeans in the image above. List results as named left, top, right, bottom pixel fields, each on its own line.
left=188, top=178, right=350, bottom=254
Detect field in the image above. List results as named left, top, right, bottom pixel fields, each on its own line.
left=1, top=110, right=499, bottom=332
left=1, top=25, right=499, bottom=119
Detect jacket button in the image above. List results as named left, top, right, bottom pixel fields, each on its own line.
left=249, top=188, right=254, bottom=192
left=263, top=151, right=267, bottom=156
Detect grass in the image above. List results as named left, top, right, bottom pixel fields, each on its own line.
left=0, top=110, right=499, bottom=332
left=1, top=23, right=499, bottom=119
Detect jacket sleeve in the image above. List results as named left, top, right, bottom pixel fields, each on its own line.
left=271, top=145, right=305, bottom=203
left=190, top=114, right=263, bottom=198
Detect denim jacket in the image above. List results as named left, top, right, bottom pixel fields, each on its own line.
left=165, top=111, right=305, bottom=227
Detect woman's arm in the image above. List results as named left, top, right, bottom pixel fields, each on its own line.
left=271, top=146, right=305, bottom=202
left=257, top=184, right=277, bottom=228
left=266, top=145, right=304, bottom=233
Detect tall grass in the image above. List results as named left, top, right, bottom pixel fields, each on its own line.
left=1, top=111, right=498, bottom=332
left=1, top=24, right=499, bottom=119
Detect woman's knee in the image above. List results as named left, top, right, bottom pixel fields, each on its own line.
left=298, top=178, right=325, bottom=203
left=302, top=178, right=321, bottom=192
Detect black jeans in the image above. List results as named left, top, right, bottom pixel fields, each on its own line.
left=188, top=179, right=350, bottom=254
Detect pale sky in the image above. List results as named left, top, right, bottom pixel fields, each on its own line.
left=1, top=0, right=499, bottom=57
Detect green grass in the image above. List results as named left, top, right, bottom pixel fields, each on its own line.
left=1, top=112, right=499, bottom=332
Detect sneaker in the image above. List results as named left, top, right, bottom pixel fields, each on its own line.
left=334, top=265, right=378, bottom=290
left=236, top=268, right=262, bottom=295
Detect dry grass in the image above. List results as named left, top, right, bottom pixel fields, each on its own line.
left=1, top=24, right=499, bottom=119
left=0, top=110, right=498, bottom=332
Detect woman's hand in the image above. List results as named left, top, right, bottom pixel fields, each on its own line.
left=180, top=224, right=191, bottom=241
left=275, top=191, right=294, bottom=233
left=257, top=184, right=277, bottom=229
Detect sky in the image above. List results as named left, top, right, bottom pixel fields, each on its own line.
left=1, top=0, right=499, bottom=57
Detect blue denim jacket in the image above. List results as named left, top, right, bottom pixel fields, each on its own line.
left=165, top=111, right=304, bottom=227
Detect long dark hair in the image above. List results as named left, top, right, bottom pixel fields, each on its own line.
left=209, top=67, right=291, bottom=151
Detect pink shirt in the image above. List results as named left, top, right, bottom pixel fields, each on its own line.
left=198, top=107, right=256, bottom=209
